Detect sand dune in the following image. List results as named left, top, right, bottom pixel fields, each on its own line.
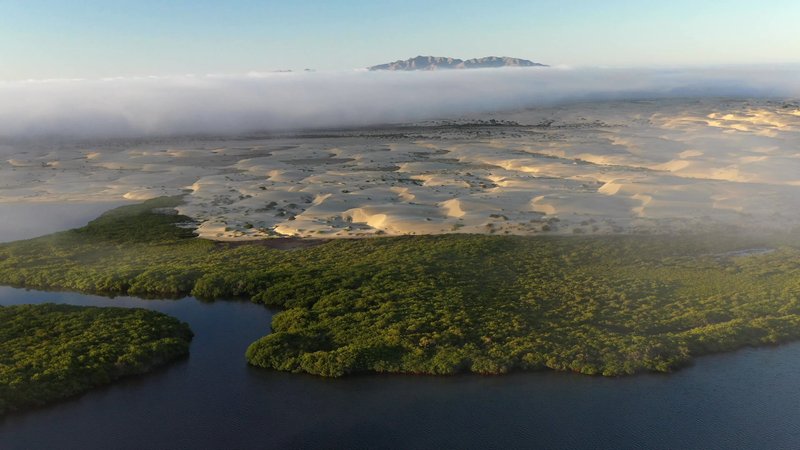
left=2, top=98, right=800, bottom=238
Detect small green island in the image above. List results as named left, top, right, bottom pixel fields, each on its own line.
left=2, top=197, right=800, bottom=378
left=0, top=303, right=193, bottom=415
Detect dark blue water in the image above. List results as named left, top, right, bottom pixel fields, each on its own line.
left=3, top=289, right=800, bottom=449
left=2, top=205, right=800, bottom=449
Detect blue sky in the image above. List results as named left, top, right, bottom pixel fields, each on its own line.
left=1, top=0, right=798, bottom=79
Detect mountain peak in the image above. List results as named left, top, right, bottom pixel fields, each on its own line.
left=368, top=56, right=547, bottom=71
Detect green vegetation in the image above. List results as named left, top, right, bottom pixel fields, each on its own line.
left=0, top=303, right=193, bottom=415
left=2, top=197, right=800, bottom=377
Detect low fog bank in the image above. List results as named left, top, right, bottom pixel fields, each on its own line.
left=0, top=66, right=798, bottom=141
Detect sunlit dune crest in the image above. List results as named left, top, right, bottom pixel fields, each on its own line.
left=2, top=98, right=800, bottom=238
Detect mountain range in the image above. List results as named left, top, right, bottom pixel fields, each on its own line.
left=368, top=56, right=547, bottom=71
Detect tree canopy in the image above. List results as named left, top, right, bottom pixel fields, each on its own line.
left=2, top=197, right=800, bottom=377
left=0, top=303, right=193, bottom=415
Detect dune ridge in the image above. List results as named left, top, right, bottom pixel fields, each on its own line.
left=1, top=98, right=799, bottom=239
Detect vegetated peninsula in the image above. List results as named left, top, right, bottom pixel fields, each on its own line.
left=368, top=55, right=547, bottom=71
left=2, top=198, right=800, bottom=378
left=0, top=303, right=193, bottom=415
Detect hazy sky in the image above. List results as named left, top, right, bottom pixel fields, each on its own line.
left=1, top=0, right=799, bottom=80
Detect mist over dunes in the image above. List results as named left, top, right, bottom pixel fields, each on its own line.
left=2, top=97, right=799, bottom=240
left=2, top=65, right=799, bottom=239
left=0, top=66, right=798, bottom=141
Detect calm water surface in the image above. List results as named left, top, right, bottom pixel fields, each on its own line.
left=2, top=205, right=800, bottom=449
left=0, top=201, right=130, bottom=243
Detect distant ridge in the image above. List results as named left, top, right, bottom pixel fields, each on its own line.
left=368, top=56, right=547, bottom=71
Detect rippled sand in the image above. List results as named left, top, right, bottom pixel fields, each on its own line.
left=2, top=98, right=799, bottom=239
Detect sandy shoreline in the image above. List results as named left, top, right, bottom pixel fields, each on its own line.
left=1, top=98, right=799, bottom=240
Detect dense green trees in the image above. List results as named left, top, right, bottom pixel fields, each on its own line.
left=0, top=303, right=193, bottom=415
left=2, top=197, right=800, bottom=378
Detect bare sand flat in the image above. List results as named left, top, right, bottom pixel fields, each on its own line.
left=2, top=98, right=799, bottom=239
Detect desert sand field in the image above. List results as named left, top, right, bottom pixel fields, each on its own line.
left=2, top=98, right=799, bottom=239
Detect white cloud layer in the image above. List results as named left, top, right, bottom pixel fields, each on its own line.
left=0, top=66, right=798, bottom=139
